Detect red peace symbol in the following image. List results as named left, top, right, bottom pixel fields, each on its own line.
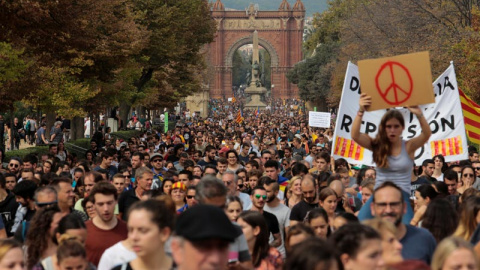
left=375, top=61, right=413, bottom=105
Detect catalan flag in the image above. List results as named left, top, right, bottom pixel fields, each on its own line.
left=430, top=136, right=463, bottom=156
left=235, top=108, right=244, bottom=124
left=459, top=89, right=480, bottom=144
left=333, top=137, right=365, bottom=161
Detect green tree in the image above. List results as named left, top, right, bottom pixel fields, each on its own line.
left=232, top=50, right=250, bottom=87
left=113, top=0, right=216, bottom=124
left=0, top=42, right=30, bottom=111
left=287, top=42, right=338, bottom=110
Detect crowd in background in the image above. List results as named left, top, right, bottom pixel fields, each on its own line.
left=0, top=97, right=478, bottom=269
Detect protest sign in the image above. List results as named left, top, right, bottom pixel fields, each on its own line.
left=309, top=112, right=331, bottom=128
left=358, top=51, right=435, bottom=111
left=332, top=62, right=468, bottom=166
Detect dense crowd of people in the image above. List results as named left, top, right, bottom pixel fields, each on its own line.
left=0, top=95, right=479, bottom=269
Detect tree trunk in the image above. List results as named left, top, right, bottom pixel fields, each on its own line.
left=119, top=102, right=130, bottom=130
left=89, top=113, right=94, bottom=138
left=70, top=116, right=84, bottom=141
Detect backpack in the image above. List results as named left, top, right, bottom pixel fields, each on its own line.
left=25, top=120, right=30, bottom=131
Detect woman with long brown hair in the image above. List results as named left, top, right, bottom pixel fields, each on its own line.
left=237, top=211, right=283, bottom=270
left=26, top=206, right=65, bottom=269
left=454, top=196, right=480, bottom=241
left=352, top=93, right=431, bottom=222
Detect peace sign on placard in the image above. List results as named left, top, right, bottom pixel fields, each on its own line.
left=358, top=51, right=434, bottom=111
left=375, top=61, right=413, bottom=105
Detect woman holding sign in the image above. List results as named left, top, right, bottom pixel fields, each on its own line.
left=352, top=93, right=431, bottom=223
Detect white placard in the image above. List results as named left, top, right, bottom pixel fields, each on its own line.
left=309, top=112, right=331, bottom=128
left=331, top=62, right=468, bottom=166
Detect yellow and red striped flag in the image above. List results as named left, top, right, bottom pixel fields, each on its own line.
left=235, top=109, right=244, bottom=124
left=459, top=89, right=480, bottom=145
left=333, top=137, right=365, bottom=161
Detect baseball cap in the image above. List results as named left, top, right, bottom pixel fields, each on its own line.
left=150, top=153, right=163, bottom=160
left=120, top=142, right=128, bottom=148
left=175, top=205, right=237, bottom=242
left=219, top=147, right=229, bottom=154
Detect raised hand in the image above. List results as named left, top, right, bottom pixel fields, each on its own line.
left=359, top=93, right=372, bottom=111
left=407, top=106, right=423, bottom=117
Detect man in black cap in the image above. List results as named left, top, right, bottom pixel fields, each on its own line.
left=192, top=175, right=253, bottom=269
left=171, top=204, right=237, bottom=270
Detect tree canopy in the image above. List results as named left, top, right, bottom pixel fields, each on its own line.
left=290, top=0, right=480, bottom=107
left=0, top=0, right=216, bottom=117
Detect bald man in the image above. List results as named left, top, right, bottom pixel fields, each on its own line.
left=329, top=180, right=361, bottom=213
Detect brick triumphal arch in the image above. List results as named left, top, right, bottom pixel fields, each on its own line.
left=209, top=0, right=305, bottom=99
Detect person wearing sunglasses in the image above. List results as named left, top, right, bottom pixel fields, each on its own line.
left=472, top=161, right=480, bottom=190
left=186, top=186, right=197, bottom=209
left=457, top=165, right=477, bottom=195
left=7, top=157, right=22, bottom=178
left=249, top=186, right=282, bottom=249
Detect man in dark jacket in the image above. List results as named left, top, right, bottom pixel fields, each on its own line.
left=0, top=174, right=17, bottom=236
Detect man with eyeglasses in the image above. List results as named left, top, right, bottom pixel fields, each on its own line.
left=149, top=153, right=164, bottom=190
left=472, top=161, right=480, bottom=189
left=195, top=176, right=252, bottom=270
left=8, top=157, right=22, bottom=179
left=249, top=186, right=282, bottom=248
left=185, top=186, right=197, bottom=208
left=371, top=181, right=436, bottom=264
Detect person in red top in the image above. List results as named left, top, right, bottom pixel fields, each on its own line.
left=85, top=181, right=128, bottom=267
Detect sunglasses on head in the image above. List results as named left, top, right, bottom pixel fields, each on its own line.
left=35, top=201, right=57, bottom=208
left=255, top=194, right=267, bottom=200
